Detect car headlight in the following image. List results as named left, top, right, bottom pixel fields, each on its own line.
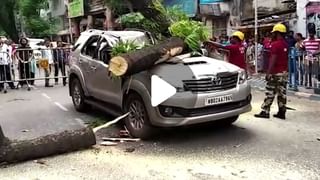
left=238, top=70, right=247, bottom=84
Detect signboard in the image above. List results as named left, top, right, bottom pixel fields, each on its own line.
left=200, top=0, right=224, bottom=4
left=164, top=0, right=197, bottom=17
left=68, top=0, right=84, bottom=18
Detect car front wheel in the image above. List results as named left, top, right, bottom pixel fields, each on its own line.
left=71, top=78, right=88, bottom=112
left=124, top=93, right=155, bottom=139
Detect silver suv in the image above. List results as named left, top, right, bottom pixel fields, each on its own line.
left=69, top=29, right=252, bottom=138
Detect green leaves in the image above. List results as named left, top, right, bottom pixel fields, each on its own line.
left=169, top=20, right=209, bottom=52
left=119, top=12, right=145, bottom=28
left=111, top=40, right=139, bottom=57
left=18, top=0, right=58, bottom=37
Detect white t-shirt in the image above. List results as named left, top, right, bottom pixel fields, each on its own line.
left=42, top=47, right=54, bottom=64
left=0, top=44, right=11, bottom=65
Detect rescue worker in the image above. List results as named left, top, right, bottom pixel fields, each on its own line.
left=255, top=23, right=289, bottom=120
left=204, top=31, right=246, bottom=70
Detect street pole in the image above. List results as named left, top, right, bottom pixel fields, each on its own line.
left=254, top=0, right=258, bottom=74
left=69, top=18, right=73, bottom=44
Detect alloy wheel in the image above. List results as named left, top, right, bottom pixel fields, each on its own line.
left=128, top=100, right=145, bottom=130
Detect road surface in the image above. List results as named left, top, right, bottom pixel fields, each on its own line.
left=0, top=85, right=319, bottom=180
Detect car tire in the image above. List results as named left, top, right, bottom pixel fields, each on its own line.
left=124, top=93, right=155, bottom=139
left=71, top=78, right=89, bottom=112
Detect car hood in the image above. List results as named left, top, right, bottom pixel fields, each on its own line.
left=149, top=56, right=241, bottom=87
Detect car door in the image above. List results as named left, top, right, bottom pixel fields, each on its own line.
left=86, top=36, right=122, bottom=107
left=79, top=35, right=100, bottom=96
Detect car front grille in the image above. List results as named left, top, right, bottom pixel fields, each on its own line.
left=183, top=72, right=238, bottom=92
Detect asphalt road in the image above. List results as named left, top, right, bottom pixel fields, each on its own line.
left=0, top=84, right=320, bottom=180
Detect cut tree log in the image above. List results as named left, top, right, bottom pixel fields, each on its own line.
left=0, top=127, right=95, bottom=163
left=0, top=125, right=7, bottom=147
left=102, top=137, right=140, bottom=142
left=109, top=37, right=186, bottom=76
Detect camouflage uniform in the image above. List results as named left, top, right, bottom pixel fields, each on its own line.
left=261, top=72, right=288, bottom=113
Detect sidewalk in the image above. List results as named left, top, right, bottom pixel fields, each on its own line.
left=249, top=75, right=320, bottom=101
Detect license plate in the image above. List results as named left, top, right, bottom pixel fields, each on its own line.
left=205, top=95, right=233, bottom=106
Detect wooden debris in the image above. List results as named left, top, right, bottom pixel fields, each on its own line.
left=119, top=130, right=130, bottom=138
left=124, top=147, right=135, bottom=153
left=100, top=141, right=118, bottom=146
left=93, top=112, right=130, bottom=133
left=233, top=144, right=242, bottom=148
left=102, top=137, right=140, bottom=142
left=33, top=160, right=47, bottom=165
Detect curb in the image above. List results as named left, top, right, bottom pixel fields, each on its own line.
left=250, top=85, right=320, bottom=102
left=287, top=91, right=320, bottom=101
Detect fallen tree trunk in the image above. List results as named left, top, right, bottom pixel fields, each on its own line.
left=0, top=127, right=96, bottom=163
left=0, top=125, right=9, bottom=147
left=109, top=37, right=186, bottom=76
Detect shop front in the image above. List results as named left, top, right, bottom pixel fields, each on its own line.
left=198, top=0, right=231, bottom=38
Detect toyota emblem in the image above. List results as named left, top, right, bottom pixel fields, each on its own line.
left=211, top=76, right=222, bottom=85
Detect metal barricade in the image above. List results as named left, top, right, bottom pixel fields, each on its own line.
left=288, top=47, right=320, bottom=92
left=0, top=47, right=71, bottom=93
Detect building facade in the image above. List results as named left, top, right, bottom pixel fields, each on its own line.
left=298, top=0, right=320, bottom=37
left=48, top=0, right=71, bottom=42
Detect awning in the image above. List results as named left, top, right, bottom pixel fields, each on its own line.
left=232, top=23, right=276, bottom=30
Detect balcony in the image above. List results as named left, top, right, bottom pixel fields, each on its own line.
left=89, top=0, right=105, bottom=13
left=199, top=0, right=230, bottom=16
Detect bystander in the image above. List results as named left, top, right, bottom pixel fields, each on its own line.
left=53, top=41, right=67, bottom=86
left=302, top=23, right=320, bottom=88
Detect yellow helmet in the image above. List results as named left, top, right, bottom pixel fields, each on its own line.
left=271, top=23, right=287, bottom=33
left=232, top=31, right=245, bottom=41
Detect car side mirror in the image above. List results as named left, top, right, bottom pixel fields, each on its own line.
left=72, top=44, right=80, bottom=51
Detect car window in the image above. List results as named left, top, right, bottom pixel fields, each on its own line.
left=81, top=35, right=100, bottom=59
left=97, top=38, right=112, bottom=64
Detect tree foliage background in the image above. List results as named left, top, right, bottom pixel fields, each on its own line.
left=19, top=0, right=58, bottom=37
left=0, top=0, right=58, bottom=42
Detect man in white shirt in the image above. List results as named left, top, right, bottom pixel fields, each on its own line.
left=0, top=40, right=15, bottom=90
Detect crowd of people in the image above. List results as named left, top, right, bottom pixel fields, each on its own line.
left=207, top=23, right=320, bottom=90
left=0, top=37, right=71, bottom=91
left=205, top=22, right=320, bottom=120
left=205, top=24, right=289, bottom=119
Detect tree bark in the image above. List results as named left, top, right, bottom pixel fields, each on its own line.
left=0, top=125, right=7, bottom=147
left=0, top=127, right=96, bottom=163
left=0, top=0, right=19, bottom=42
left=109, top=37, right=186, bottom=76
left=87, top=15, right=95, bottom=30
left=72, top=18, right=81, bottom=38
left=105, top=6, right=114, bottom=30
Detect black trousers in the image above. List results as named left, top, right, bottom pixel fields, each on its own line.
left=54, top=61, right=66, bottom=84
left=19, top=62, right=34, bottom=86
left=0, top=64, right=15, bottom=89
